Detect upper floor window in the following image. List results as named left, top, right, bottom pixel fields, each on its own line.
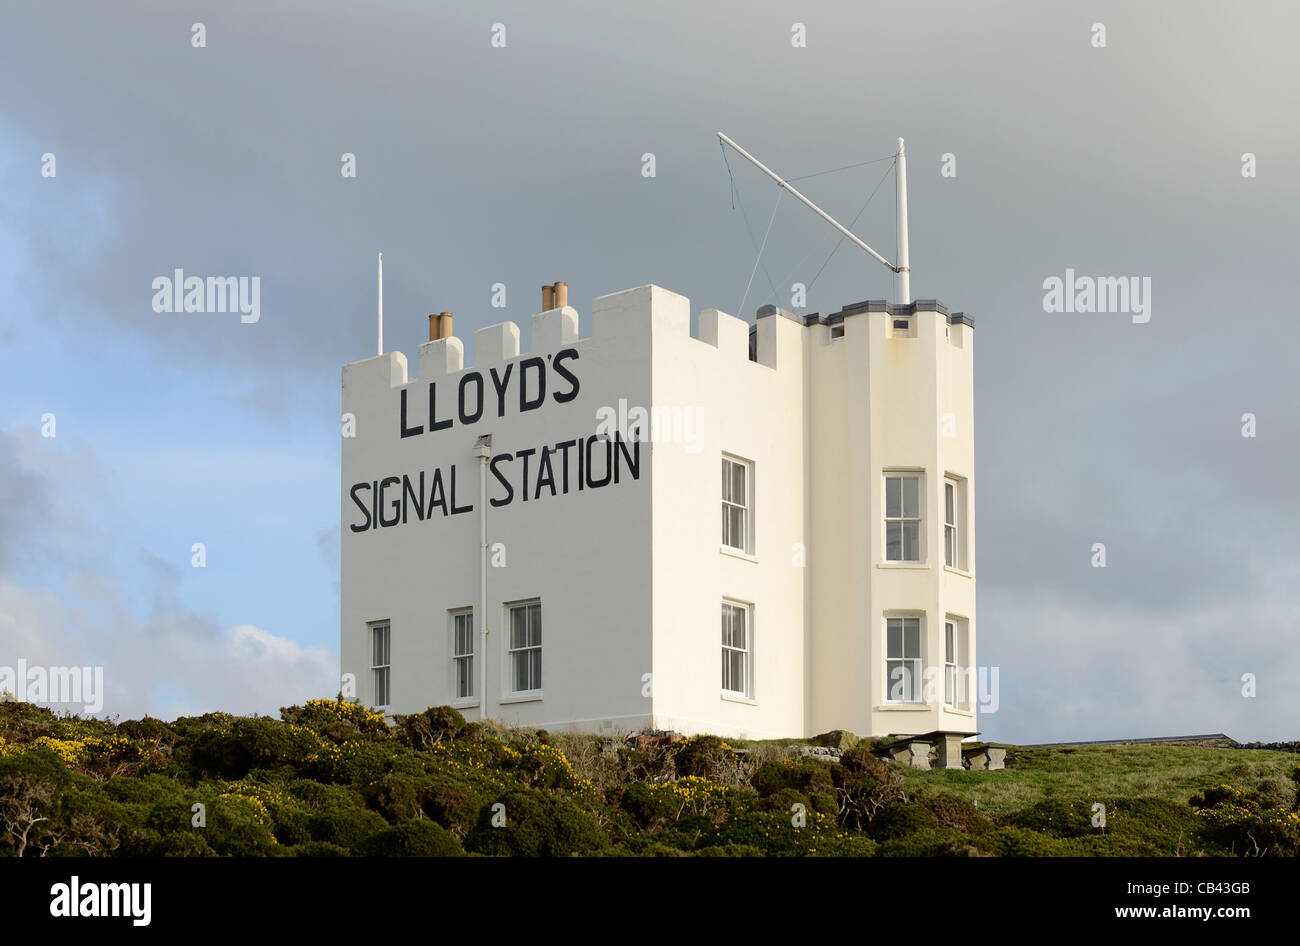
left=884, top=472, right=922, bottom=562
left=944, top=475, right=968, bottom=570
left=370, top=621, right=391, bottom=708
left=721, top=455, right=753, bottom=554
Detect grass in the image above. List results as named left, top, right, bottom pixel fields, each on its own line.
left=899, top=744, right=1299, bottom=819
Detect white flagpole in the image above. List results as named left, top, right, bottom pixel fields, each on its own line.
left=895, top=138, right=911, bottom=305
left=377, top=252, right=384, bottom=356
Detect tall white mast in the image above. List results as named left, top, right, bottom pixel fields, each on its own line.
left=718, top=132, right=911, bottom=305
left=377, top=252, right=384, bottom=356
left=895, top=138, right=911, bottom=305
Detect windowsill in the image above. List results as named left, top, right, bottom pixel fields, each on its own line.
left=875, top=703, right=931, bottom=711
left=451, top=698, right=478, bottom=710
left=943, top=565, right=974, bottom=579
left=942, top=707, right=976, bottom=718
left=499, top=692, right=543, bottom=705
left=720, top=545, right=758, bottom=563
left=877, top=561, right=928, bottom=569
left=721, top=692, right=756, bottom=705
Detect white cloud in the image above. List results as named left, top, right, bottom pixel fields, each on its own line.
left=0, top=578, right=336, bottom=720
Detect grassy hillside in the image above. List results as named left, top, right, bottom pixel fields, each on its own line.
left=0, top=698, right=1296, bottom=857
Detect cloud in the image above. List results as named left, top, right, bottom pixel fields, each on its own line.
left=0, top=429, right=337, bottom=720
left=0, top=577, right=335, bottom=720
left=1, top=1, right=1297, bottom=742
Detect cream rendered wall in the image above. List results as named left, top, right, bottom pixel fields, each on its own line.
left=807, top=315, right=866, bottom=734
left=341, top=299, right=655, bottom=733
left=639, top=288, right=809, bottom=739
left=807, top=304, right=977, bottom=739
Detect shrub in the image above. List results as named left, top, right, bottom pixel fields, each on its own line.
left=696, top=810, right=832, bottom=857
left=395, top=706, right=467, bottom=751
left=974, top=826, right=1070, bottom=857
left=463, top=789, right=606, bottom=857
left=1191, top=782, right=1300, bottom=856
left=146, top=831, right=218, bottom=856
left=1251, top=776, right=1296, bottom=812
left=752, top=760, right=835, bottom=798
left=201, top=793, right=279, bottom=856
left=302, top=740, right=402, bottom=785
left=920, top=793, right=991, bottom=834
left=810, top=834, right=878, bottom=857
left=832, top=752, right=906, bottom=831
left=189, top=718, right=320, bottom=779
left=618, top=778, right=734, bottom=832
left=291, top=840, right=350, bottom=857
left=618, top=744, right=676, bottom=783
left=116, top=717, right=178, bottom=746
left=870, top=802, right=938, bottom=840
left=358, top=820, right=465, bottom=857
left=695, top=843, right=764, bottom=857
left=876, top=827, right=972, bottom=857
left=672, top=736, right=738, bottom=782
left=280, top=699, right=390, bottom=742
left=365, top=773, right=422, bottom=823
left=418, top=781, right=487, bottom=839
left=1006, top=798, right=1096, bottom=838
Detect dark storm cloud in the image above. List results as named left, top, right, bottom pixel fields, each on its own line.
left=1, top=0, right=1297, bottom=738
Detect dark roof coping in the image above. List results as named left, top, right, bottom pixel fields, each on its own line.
left=755, top=304, right=803, bottom=324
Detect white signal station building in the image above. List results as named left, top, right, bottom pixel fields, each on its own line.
left=341, top=281, right=978, bottom=742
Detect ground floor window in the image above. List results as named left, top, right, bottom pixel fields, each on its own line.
left=452, top=609, right=473, bottom=699
left=721, top=600, right=752, bottom=697
left=886, top=616, right=921, bottom=702
left=508, top=601, right=541, bottom=693
left=370, top=621, right=391, bottom=708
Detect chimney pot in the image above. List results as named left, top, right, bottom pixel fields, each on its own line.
left=542, top=284, right=555, bottom=311
left=439, top=311, right=454, bottom=339
left=554, top=281, right=568, bottom=309
left=428, top=314, right=439, bottom=342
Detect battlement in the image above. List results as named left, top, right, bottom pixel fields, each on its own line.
left=341, top=284, right=974, bottom=393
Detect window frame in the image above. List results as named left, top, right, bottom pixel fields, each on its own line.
left=884, top=615, right=923, bottom=704
left=944, top=620, right=957, bottom=707
left=369, top=620, right=391, bottom=710
left=883, top=471, right=923, bottom=563
left=721, top=454, right=755, bottom=555
left=944, top=474, right=968, bottom=571
left=450, top=608, right=474, bottom=702
left=721, top=599, right=753, bottom=699
left=944, top=615, right=970, bottom=710
left=506, top=600, right=542, bottom=696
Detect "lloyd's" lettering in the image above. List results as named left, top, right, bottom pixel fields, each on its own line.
left=399, top=348, right=580, bottom=439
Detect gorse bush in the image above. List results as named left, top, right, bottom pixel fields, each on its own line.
left=0, top=699, right=1294, bottom=858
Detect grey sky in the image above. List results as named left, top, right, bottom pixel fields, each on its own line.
left=1, top=1, right=1296, bottom=740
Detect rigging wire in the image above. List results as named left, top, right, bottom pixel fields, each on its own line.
left=737, top=189, right=783, bottom=321
left=786, top=152, right=898, bottom=183
left=721, top=141, right=781, bottom=312
left=805, top=158, right=896, bottom=293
